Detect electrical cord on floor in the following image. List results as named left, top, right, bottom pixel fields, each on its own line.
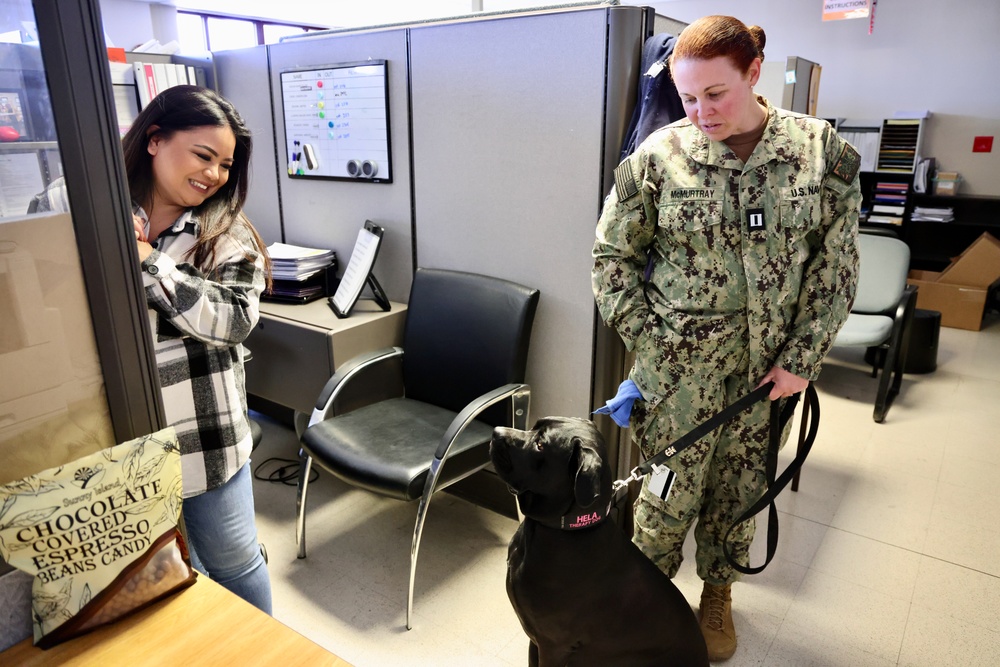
left=253, top=457, right=319, bottom=485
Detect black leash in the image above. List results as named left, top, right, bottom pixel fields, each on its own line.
left=612, top=381, right=820, bottom=575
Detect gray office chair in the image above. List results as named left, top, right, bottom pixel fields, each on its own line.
left=831, top=233, right=917, bottom=423
left=296, top=268, right=539, bottom=629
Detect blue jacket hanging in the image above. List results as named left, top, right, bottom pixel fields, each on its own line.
left=619, top=33, right=685, bottom=161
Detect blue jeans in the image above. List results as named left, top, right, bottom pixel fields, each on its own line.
left=182, top=462, right=272, bottom=614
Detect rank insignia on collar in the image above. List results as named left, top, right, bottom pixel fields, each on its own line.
left=614, top=159, right=639, bottom=202
left=831, top=142, right=861, bottom=184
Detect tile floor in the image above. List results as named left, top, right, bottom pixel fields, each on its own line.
left=250, top=312, right=1000, bottom=666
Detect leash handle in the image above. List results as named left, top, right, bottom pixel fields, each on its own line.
left=723, top=383, right=820, bottom=575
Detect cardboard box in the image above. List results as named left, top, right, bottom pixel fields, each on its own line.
left=907, top=270, right=989, bottom=330
left=906, top=233, right=1000, bottom=331
left=933, top=179, right=960, bottom=196
left=933, top=171, right=961, bottom=195
left=940, top=232, right=1000, bottom=286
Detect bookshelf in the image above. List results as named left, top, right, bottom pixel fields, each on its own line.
left=842, top=117, right=926, bottom=232
left=124, top=52, right=215, bottom=110
left=869, top=178, right=908, bottom=226
left=108, top=53, right=217, bottom=136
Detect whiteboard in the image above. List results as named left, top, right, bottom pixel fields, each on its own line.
left=279, top=61, right=392, bottom=183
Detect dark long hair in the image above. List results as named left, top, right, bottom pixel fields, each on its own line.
left=122, top=85, right=270, bottom=283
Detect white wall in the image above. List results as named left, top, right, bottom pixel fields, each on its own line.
left=99, top=0, right=154, bottom=49
left=100, top=0, right=1000, bottom=195
left=634, top=0, right=1000, bottom=195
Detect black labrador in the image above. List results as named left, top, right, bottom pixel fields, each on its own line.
left=490, top=416, right=709, bottom=667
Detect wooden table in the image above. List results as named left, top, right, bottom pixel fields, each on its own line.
left=0, top=575, right=352, bottom=666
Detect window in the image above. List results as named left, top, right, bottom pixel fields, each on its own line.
left=263, top=24, right=308, bottom=45
left=176, top=13, right=207, bottom=54
left=177, top=11, right=324, bottom=53
left=206, top=16, right=257, bottom=51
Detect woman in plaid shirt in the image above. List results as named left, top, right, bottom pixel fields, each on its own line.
left=123, top=86, right=273, bottom=613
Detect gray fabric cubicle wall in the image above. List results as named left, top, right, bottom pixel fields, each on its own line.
left=219, top=5, right=647, bottom=444
left=408, top=6, right=644, bottom=424
left=265, top=29, right=416, bottom=304
left=216, top=46, right=283, bottom=245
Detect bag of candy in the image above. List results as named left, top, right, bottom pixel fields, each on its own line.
left=0, top=427, right=196, bottom=648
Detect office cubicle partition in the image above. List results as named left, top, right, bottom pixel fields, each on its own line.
left=218, top=4, right=652, bottom=479
left=408, top=6, right=643, bottom=430
left=214, top=46, right=283, bottom=246
left=264, top=29, right=414, bottom=304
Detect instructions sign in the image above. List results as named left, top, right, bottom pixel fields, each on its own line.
left=822, top=0, right=871, bottom=21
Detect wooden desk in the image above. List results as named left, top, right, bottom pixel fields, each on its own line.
left=0, top=575, right=351, bottom=666
left=245, top=298, right=407, bottom=414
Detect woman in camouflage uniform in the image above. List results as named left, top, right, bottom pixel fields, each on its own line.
left=592, top=15, right=860, bottom=662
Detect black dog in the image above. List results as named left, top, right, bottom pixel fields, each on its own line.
left=490, top=417, right=709, bottom=667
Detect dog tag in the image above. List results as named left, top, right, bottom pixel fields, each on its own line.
left=648, top=465, right=676, bottom=501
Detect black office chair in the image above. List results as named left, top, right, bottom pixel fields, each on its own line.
left=831, top=233, right=917, bottom=422
left=296, top=268, right=539, bottom=629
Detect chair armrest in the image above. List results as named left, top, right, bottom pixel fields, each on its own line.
left=433, top=383, right=531, bottom=462
left=895, top=284, right=918, bottom=321
left=886, top=284, right=918, bottom=354
left=417, top=383, right=530, bottom=509
left=308, top=346, right=404, bottom=428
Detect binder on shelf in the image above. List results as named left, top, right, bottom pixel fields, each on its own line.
left=329, top=220, right=390, bottom=318
left=132, top=61, right=155, bottom=108
left=163, top=61, right=179, bottom=88
left=108, top=60, right=138, bottom=135
left=128, top=56, right=209, bottom=110
left=151, top=62, right=169, bottom=95
left=913, top=157, right=936, bottom=194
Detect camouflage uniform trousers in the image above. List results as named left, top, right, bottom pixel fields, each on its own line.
left=630, top=353, right=794, bottom=586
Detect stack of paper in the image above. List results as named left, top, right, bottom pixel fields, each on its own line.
left=269, top=242, right=336, bottom=280
left=265, top=242, right=338, bottom=303
left=911, top=206, right=954, bottom=222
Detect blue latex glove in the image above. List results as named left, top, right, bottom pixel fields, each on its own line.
left=593, top=379, right=644, bottom=428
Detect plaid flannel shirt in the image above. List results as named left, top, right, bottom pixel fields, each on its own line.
left=137, top=207, right=266, bottom=498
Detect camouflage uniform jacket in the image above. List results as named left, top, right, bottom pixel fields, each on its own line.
left=593, top=98, right=860, bottom=403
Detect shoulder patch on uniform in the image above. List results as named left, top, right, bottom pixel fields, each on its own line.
left=614, top=159, right=640, bottom=202
left=831, top=143, right=861, bottom=184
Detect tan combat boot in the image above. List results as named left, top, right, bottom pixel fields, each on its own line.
left=699, top=581, right=737, bottom=661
